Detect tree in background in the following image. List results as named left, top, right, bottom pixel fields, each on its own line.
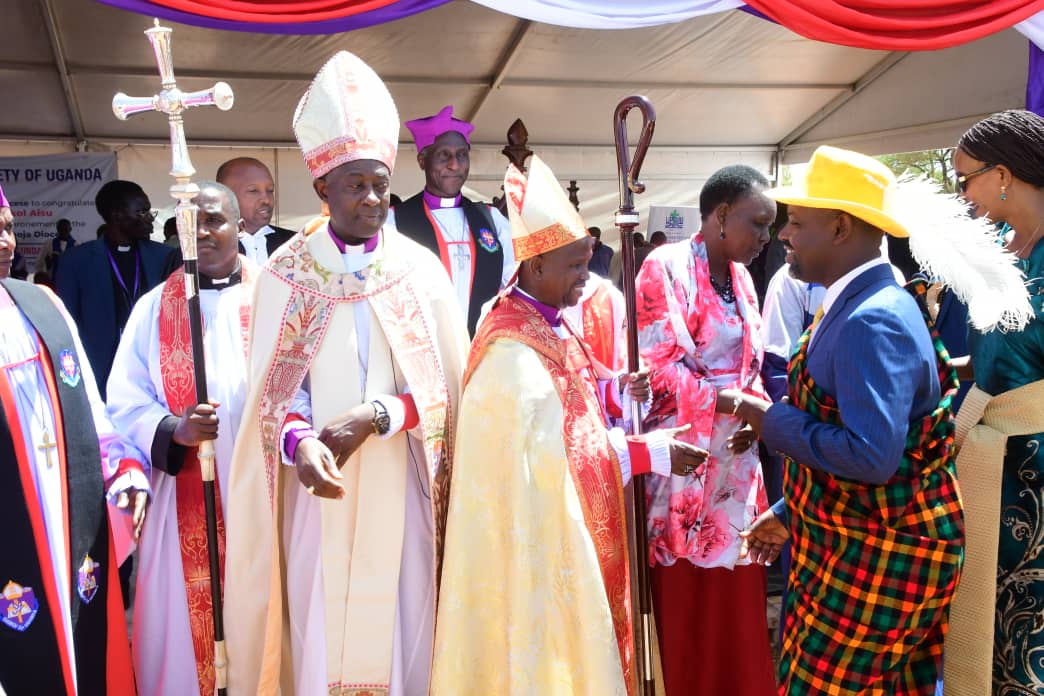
left=877, top=148, right=957, bottom=192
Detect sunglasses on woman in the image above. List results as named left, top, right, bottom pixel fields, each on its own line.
left=954, top=164, right=996, bottom=193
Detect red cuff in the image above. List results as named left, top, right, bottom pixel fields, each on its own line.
left=396, top=394, right=420, bottom=431
left=625, top=436, right=652, bottom=476
left=106, top=458, right=145, bottom=488
left=282, top=411, right=308, bottom=430
left=604, top=382, right=623, bottom=419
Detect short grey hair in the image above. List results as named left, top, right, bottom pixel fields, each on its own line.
left=194, top=180, right=241, bottom=222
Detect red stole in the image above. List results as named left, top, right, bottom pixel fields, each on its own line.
left=467, top=294, right=635, bottom=695
left=424, top=201, right=476, bottom=297
left=158, top=267, right=252, bottom=696
left=581, top=281, right=622, bottom=372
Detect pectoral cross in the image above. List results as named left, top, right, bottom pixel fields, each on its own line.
left=452, top=244, right=470, bottom=276
left=37, top=430, right=57, bottom=469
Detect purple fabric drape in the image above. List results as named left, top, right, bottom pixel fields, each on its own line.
left=1028, top=41, right=1044, bottom=115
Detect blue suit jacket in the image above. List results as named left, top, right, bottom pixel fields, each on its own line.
left=934, top=288, right=971, bottom=411
left=762, top=263, right=940, bottom=486
left=55, top=238, right=173, bottom=397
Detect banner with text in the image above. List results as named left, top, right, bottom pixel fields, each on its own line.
left=647, top=205, right=700, bottom=243
left=0, top=152, right=117, bottom=271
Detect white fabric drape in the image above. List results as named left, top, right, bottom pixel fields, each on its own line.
left=472, top=0, right=1044, bottom=51
left=1017, top=15, right=1044, bottom=50
left=469, top=0, right=743, bottom=29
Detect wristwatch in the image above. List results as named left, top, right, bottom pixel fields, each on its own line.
left=371, top=399, right=391, bottom=436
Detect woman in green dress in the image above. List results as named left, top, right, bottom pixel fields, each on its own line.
left=955, top=109, right=1044, bottom=694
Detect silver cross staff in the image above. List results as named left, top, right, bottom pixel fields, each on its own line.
left=111, top=18, right=233, bottom=696
left=112, top=18, right=233, bottom=264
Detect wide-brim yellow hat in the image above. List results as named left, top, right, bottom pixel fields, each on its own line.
left=764, top=145, right=909, bottom=238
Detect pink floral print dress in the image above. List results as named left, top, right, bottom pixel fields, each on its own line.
left=636, top=232, right=769, bottom=569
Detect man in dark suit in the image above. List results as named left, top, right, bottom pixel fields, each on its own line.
left=726, top=146, right=965, bottom=695
left=588, top=226, right=613, bottom=277
left=55, top=180, right=174, bottom=400
left=217, top=157, right=295, bottom=264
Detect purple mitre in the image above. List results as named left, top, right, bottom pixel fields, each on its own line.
left=405, top=105, right=474, bottom=154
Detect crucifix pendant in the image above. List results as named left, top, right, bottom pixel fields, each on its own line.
left=453, top=246, right=470, bottom=276
left=37, top=429, right=58, bottom=469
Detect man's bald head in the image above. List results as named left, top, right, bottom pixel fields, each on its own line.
left=217, top=157, right=275, bottom=234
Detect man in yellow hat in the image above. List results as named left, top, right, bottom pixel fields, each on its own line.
left=725, top=146, right=967, bottom=695
left=223, top=52, right=469, bottom=695
left=430, top=156, right=708, bottom=695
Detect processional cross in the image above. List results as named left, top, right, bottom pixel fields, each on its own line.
left=113, top=19, right=233, bottom=238
left=112, top=19, right=233, bottom=695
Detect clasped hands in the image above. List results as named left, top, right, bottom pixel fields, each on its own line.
left=739, top=508, right=788, bottom=566
left=294, top=402, right=378, bottom=500
left=716, top=388, right=773, bottom=446
left=714, top=389, right=791, bottom=564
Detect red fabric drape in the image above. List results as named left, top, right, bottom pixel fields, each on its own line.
left=744, top=0, right=1044, bottom=50
left=152, top=0, right=399, bottom=23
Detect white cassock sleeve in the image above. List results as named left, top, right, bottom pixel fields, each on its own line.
left=105, top=288, right=166, bottom=480
left=761, top=265, right=809, bottom=360
left=606, top=427, right=672, bottom=485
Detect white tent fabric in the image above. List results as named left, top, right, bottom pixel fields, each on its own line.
left=470, top=0, right=744, bottom=30
left=474, top=0, right=1044, bottom=51
left=0, top=0, right=1036, bottom=245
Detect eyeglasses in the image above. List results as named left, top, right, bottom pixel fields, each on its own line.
left=955, top=164, right=996, bottom=193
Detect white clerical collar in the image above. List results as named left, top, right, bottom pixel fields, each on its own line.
left=423, top=190, right=463, bottom=209
left=241, top=225, right=273, bottom=240
left=342, top=250, right=374, bottom=274
left=199, top=262, right=243, bottom=290
left=821, top=257, right=888, bottom=318
left=334, top=227, right=378, bottom=274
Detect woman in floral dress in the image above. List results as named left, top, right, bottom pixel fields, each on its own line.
left=636, top=165, right=777, bottom=695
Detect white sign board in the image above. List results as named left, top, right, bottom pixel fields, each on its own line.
left=0, top=153, right=117, bottom=271
left=647, top=205, right=700, bottom=243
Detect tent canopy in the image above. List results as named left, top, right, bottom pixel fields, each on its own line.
left=0, top=0, right=1029, bottom=237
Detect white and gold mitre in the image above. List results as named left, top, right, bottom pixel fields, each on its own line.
left=503, top=155, right=589, bottom=262
left=293, top=51, right=399, bottom=178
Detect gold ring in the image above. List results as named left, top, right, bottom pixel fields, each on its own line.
left=306, top=485, right=316, bottom=496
